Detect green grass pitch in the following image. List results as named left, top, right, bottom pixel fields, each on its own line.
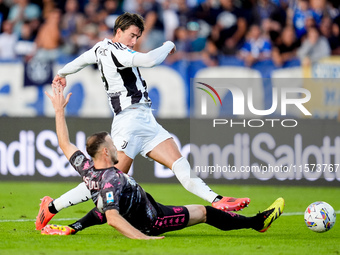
left=0, top=181, right=339, bottom=255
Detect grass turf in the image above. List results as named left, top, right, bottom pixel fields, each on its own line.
left=0, top=181, right=339, bottom=255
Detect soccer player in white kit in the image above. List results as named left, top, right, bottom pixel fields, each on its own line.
left=36, top=12, right=250, bottom=230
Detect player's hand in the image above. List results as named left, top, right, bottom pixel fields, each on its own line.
left=169, top=45, right=176, bottom=55
left=142, top=235, right=165, bottom=240
left=52, top=74, right=66, bottom=88
left=45, top=83, right=72, bottom=110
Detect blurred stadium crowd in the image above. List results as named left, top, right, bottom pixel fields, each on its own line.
left=0, top=0, right=340, bottom=68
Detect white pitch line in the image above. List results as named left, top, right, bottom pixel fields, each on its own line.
left=1, top=211, right=340, bottom=223
left=0, top=218, right=78, bottom=223
left=282, top=210, right=340, bottom=216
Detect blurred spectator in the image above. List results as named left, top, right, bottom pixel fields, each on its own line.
left=261, top=17, right=282, bottom=43
left=186, top=21, right=206, bottom=52
left=297, top=25, right=331, bottom=66
left=290, top=0, right=314, bottom=40
left=42, top=0, right=56, bottom=20
left=211, top=0, right=247, bottom=55
left=328, top=0, right=340, bottom=19
left=166, top=21, right=204, bottom=59
left=333, top=15, right=340, bottom=54
left=309, top=0, right=328, bottom=26
left=34, top=8, right=62, bottom=62
left=0, top=20, right=17, bottom=60
left=272, top=0, right=289, bottom=9
left=75, top=23, right=100, bottom=54
left=238, top=24, right=272, bottom=67
left=167, top=21, right=216, bottom=66
left=61, top=0, right=85, bottom=39
left=162, top=0, right=179, bottom=41
left=0, top=0, right=10, bottom=28
left=252, top=0, right=286, bottom=28
left=60, top=0, right=85, bottom=55
left=176, top=0, right=193, bottom=27
left=272, top=25, right=300, bottom=67
left=192, top=0, right=220, bottom=27
left=85, top=0, right=104, bottom=13
left=97, top=21, right=112, bottom=40
left=166, top=25, right=188, bottom=64
left=0, top=0, right=339, bottom=71
left=135, top=0, right=165, bottom=52
left=15, top=20, right=36, bottom=60
left=123, top=0, right=138, bottom=13
left=319, top=16, right=340, bottom=55
left=194, top=36, right=219, bottom=67
left=83, top=0, right=104, bottom=25
left=7, top=0, right=41, bottom=36
left=103, top=0, right=123, bottom=30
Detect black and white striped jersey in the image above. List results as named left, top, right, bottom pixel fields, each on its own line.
left=93, top=39, right=150, bottom=115
left=57, top=38, right=174, bottom=116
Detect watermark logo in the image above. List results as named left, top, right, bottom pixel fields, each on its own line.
left=195, top=80, right=312, bottom=127
left=196, top=82, right=222, bottom=115
left=196, top=82, right=222, bottom=106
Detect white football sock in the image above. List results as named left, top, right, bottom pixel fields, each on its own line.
left=53, top=182, right=91, bottom=212
left=172, top=157, right=218, bottom=203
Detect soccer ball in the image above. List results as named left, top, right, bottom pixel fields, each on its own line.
left=304, top=201, right=336, bottom=233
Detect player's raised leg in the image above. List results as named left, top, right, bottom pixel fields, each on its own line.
left=147, top=138, right=250, bottom=211
left=35, top=182, right=91, bottom=230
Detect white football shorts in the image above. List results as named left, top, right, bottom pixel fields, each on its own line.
left=111, top=103, right=172, bottom=159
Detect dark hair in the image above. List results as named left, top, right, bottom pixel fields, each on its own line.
left=113, top=12, right=145, bottom=35
left=86, top=131, right=110, bottom=158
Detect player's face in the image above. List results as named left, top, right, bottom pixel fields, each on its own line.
left=117, top=25, right=142, bottom=49
left=105, top=135, right=119, bottom=165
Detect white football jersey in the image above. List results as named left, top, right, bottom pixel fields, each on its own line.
left=58, top=38, right=150, bottom=115
left=87, top=39, right=150, bottom=115
left=58, top=38, right=174, bottom=115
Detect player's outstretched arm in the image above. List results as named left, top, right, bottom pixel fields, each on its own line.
left=132, top=41, right=175, bottom=68
left=45, top=84, right=78, bottom=160
left=105, top=209, right=164, bottom=240
left=54, top=47, right=97, bottom=86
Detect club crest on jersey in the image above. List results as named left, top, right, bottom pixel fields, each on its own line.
left=106, top=191, right=114, bottom=203
left=74, top=155, right=84, bottom=167
left=121, top=140, right=128, bottom=149
left=98, top=48, right=108, bottom=56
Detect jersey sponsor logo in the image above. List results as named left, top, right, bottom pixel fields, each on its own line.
left=74, top=155, right=84, bottom=167
left=106, top=191, right=114, bottom=203
left=83, top=161, right=90, bottom=170
left=83, top=176, right=99, bottom=190
left=103, top=182, right=114, bottom=189
left=107, top=92, right=122, bottom=97
left=121, top=140, right=128, bottom=149
left=173, top=207, right=183, bottom=213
